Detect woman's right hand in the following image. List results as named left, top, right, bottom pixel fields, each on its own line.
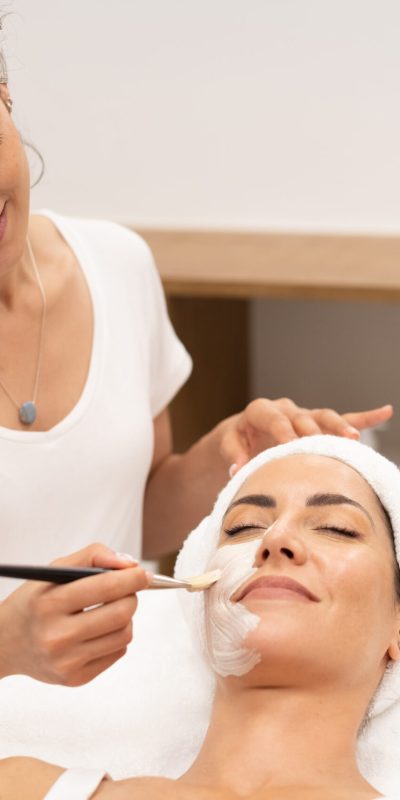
left=0, top=544, right=151, bottom=686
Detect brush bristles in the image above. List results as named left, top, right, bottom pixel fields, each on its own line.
left=187, top=569, right=222, bottom=592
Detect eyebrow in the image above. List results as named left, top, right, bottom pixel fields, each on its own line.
left=306, top=493, right=374, bottom=526
left=224, top=491, right=374, bottom=527
left=223, top=494, right=276, bottom=519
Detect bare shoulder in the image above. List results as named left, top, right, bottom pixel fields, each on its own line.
left=250, top=786, right=381, bottom=800
left=0, top=756, right=64, bottom=800
left=95, top=779, right=381, bottom=800
left=95, top=776, right=237, bottom=800
left=29, top=213, right=67, bottom=260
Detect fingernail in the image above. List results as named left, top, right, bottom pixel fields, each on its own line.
left=115, top=552, right=139, bottom=564
left=229, top=464, right=238, bottom=479
left=145, top=571, right=154, bottom=583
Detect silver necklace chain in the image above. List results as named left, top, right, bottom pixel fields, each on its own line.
left=0, top=239, right=47, bottom=425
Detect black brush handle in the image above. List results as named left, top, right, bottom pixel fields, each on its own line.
left=0, top=565, right=110, bottom=584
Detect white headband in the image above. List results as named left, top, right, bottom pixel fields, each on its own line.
left=175, top=435, right=400, bottom=795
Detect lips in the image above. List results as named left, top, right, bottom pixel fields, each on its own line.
left=0, top=202, right=7, bottom=242
left=235, top=575, right=320, bottom=603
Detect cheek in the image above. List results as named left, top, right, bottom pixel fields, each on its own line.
left=1, top=135, right=29, bottom=190
left=204, top=540, right=262, bottom=677
left=321, top=546, right=397, bottom=651
left=327, top=546, right=392, bottom=605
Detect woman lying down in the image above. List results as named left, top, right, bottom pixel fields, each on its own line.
left=3, top=435, right=400, bottom=800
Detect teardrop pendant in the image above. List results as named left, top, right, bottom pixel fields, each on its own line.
left=19, top=401, right=37, bottom=425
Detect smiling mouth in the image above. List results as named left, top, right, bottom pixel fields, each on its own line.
left=234, top=575, right=320, bottom=603
left=0, top=202, right=7, bottom=241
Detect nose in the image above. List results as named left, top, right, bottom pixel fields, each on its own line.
left=254, top=521, right=308, bottom=567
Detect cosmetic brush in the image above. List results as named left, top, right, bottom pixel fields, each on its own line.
left=150, top=570, right=221, bottom=591
left=0, top=564, right=221, bottom=592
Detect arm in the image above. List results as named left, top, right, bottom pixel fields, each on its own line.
left=143, top=400, right=393, bottom=558
left=0, top=545, right=151, bottom=685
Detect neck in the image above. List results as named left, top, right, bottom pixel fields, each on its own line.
left=0, top=243, right=35, bottom=311
left=183, top=681, right=374, bottom=796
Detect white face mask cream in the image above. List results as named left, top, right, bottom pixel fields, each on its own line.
left=204, top=539, right=261, bottom=677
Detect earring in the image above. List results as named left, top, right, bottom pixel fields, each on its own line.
left=4, top=97, right=12, bottom=113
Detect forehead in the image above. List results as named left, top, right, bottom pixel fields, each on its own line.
left=235, top=454, right=378, bottom=508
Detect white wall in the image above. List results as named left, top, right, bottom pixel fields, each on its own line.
left=3, top=1, right=400, bottom=457
left=5, top=0, right=400, bottom=230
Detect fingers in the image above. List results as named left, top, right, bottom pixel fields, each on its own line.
left=220, top=401, right=298, bottom=472
left=32, top=595, right=136, bottom=660
left=80, top=623, right=133, bottom=662
left=28, top=585, right=141, bottom=685
left=63, top=649, right=129, bottom=687
left=239, top=399, right=300, bottom=447
left=343, top=404, right=393, bottom=430
left=261, top=411, right=298, bottom=444
left=219, top=425, right=251, bottom=474
left=39, top=617, right=134, bottom=683
left=289, top=413, right=321, bottom=437
left=54, top=566, right=150, bottom=614
left=76, top=595, right=138, bottom=641
left=51, top=543, right=138, bottom=571
left=244, top=398, right=298, bottom=441
left=220, top=397, right=394, bottom=481
left=309, top=408, right=359, bottom=438
left=3, top=545, right=148, bottom=686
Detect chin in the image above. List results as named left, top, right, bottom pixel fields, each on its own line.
left=243, top=624, right=319, bottom=678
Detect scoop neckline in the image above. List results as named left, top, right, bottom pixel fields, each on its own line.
left=0, top=210, right=103, bottom=443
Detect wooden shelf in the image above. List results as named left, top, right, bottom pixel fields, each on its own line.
left=135, top=228, right=400, bottom=302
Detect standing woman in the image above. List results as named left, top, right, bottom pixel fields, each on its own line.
left=0, top=20, right=393, bottom=773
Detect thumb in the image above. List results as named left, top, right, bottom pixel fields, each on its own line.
left=51, top=543, right=138, bottom=570
left=220, top=428, right=251, bottom=476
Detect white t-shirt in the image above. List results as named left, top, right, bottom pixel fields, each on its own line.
left=0, top=214, right=202, bottom=779
left=0, top=211, right=192, bottom=598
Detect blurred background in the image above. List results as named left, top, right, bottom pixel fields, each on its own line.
left=4, top=0, right=400, bottom=460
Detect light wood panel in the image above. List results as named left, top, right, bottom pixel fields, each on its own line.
left=135, top=228, right=400, bottom=302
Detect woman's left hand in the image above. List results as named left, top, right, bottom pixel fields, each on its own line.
left=219, top=399, right=393, bottom=477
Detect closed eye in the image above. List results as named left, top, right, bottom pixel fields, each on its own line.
left=223, top=523, right=265, bottom=537
left=317, top=525, right=360, bottom=539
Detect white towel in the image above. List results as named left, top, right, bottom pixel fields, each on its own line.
left=175, top=435, right=400, bottom=796
left=2, top=435, right=400, bottom=794
left=0, top=589, right=212, bottom=779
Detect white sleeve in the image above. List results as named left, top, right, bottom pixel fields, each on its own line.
left=142, top=244, right=192, bottom=417
left=43, top=768, right=108, bottom=800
